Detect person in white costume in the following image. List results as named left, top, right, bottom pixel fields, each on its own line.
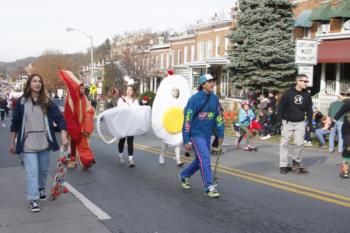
left=159, top=87, right=183, bottom=166
left=117, top=85, right=140, bottom=167
left=151, top=72, right=191, bottom=167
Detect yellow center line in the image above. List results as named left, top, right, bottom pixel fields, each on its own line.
left=135, top=143, right=350, bottom=203
left=92, top=133, right=350, bottom=208
left=134, top=143, right=350, bottom=206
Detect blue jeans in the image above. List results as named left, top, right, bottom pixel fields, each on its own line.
left=23, top=150, right=50, bottom=200
left=315, top=129, right=330, bottom=146
left=181, top=137, right=212, bottom=188
left=329, top=121, right=343, bottom=153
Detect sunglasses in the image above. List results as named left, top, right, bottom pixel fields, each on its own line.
left=298, top=79, right=309, bottom=84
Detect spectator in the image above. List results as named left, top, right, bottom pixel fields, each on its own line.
left=304, top=111, right=319, bottom=147
left=258, top=111, right=268, bottom=133
left=105, top=98, right=115, bottom=109
left=258, top=93, right=270, bottom=113
left=261, top=107, right=278, bottom=140
left=0, top=97, right=7, bottom=121
left=328, top=97, right=345, bottom=153
left=268, top=92, right=277, bottom=109
left=91, top=98, right=97, bottom=109
left=315, top=115, right=332, bottom=149
left=140, top=96, right=149, bottom=106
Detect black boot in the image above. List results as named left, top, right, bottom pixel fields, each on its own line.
left=280, top=167, right=289, bottom=174
left=292, top=160, right=302, bottom=168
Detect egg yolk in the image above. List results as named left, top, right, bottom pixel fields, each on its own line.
left=162, top=107, right=184, bottom=134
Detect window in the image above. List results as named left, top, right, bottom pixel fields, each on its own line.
left=166, top=53, right=170, bottom=68
left=191, top=45, right=196, bottom=62
left=155, top=56, right=159, bottom=67
left=160, top=54, right=164, bottom=69
left=207, top=40, right=213, bottom=58
left=216, top=36, right=221, bottom=57
left=171, top=50, right=175, bottom=66
left=193, top=75, right=200, bottom=89
left=317, top=23, right=330, bottom=34
left=303, top=28, right=311, bottom=39
left=199, top=41, right=206, bottom=60
left=178, top=50, right=182, bottom=65
left=184, top=46, right=188, bottom=63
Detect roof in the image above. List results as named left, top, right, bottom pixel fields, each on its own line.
left=169, top=34, right=196, bottom=42
left=309, top=2, right=331, bottom=21
left=194, top=19, right=232, bottom=31
left=294, top=9, right=313, bottom=28
left=329, top=0, right=350, bottom=18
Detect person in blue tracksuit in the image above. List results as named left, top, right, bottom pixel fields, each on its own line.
left=179, top=74, right=224, bottom=198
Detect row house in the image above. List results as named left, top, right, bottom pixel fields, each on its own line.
left=293, top=0, right=350, bottom=112
left=142, top=9, right=237, bottom=97
left=143, top=42, right=171, bottom=93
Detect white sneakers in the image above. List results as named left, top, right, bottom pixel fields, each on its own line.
left=118, top=154, right=125, bottom=165
left=261, top=135, right=271, bottom=140
left=159, top=155, right=165, bottom=164
left=159, top=155, right=183, bottom=167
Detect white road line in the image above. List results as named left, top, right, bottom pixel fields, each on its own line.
left=64, top=182, right=111, bottom=221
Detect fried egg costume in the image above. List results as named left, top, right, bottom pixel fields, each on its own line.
left=152, top=75, right=191, bottom=165
left=97, top=99, right=151, bottom=144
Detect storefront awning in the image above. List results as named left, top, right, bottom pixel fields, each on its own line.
left=318, top=39, right=350, bottom=63
left=309, top=2, right=331, bottom=21
left=294, top=10, right=313, bottom=28
left=329, top=0, right=350, bottom=18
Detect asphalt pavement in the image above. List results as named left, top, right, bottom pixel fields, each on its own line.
left=1, top=117, right=350, bottom=233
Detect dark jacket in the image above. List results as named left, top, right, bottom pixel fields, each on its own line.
left=329, top=101, right=344, bottom=122
left=267, top=112, right=278, bottom=126
left=334, top=99, right=350, bottom=136
left=277, top=86, right=313, bottom=127
left=10, top=97, right=67, bottom=154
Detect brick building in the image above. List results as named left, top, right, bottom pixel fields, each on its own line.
left=293, top=0, right=350, bottom=113
left=169, top=16, right=234, bottom=95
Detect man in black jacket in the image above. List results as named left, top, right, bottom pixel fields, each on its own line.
left=277, top=74, right=313, bottom=174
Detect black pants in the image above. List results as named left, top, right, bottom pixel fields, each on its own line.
left=118, top=136, right=134, bottom=156
left=263, top=124, right=277, bottom=136
left=343, top=135, right=350, bottom=159
left=212, top=136, right=219, bottom=148
left=0, top=110, right=4, bottom=121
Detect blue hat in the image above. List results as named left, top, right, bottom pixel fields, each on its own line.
left=199, top=74, right=216, bottom=86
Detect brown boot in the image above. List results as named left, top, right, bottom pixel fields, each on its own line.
left=341, top=162, right=349, bottom=179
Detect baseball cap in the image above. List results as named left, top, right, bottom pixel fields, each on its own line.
left=199, top=74, right=216, bottom=86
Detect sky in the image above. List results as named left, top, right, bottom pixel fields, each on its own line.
left=0, top=0, right=235, bottom=62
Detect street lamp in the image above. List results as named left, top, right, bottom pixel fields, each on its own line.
left=66, top=27, right=95, bottom=85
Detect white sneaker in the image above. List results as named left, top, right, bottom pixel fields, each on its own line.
left=261, top=135, right=271, bottom=140
left=118, top=154, right=125, bottom=165
left=128, top=158, right=135, bottom=167
left=159, top=155, right=165, bottom=164
left=176, top=161, right=184, bottom=167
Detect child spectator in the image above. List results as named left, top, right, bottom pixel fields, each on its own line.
left=261, top=107, right=278, bottom=140
left=315, top=115, right=332, bottom=149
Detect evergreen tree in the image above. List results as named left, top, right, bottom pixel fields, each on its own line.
left=228, top=0, right=296, bottom=90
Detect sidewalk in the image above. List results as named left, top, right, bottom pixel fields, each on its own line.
left=0, top=166, right=112, bottom=233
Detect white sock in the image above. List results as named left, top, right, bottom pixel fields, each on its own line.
left=129, top=156, right=133, bottom=161
left=118, top=153, right=123, bottom=158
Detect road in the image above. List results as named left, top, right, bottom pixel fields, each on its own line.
left=1, top=118, right=350, bottom=233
